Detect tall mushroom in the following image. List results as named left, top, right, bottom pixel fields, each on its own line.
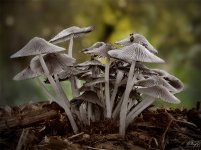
left=10, top=37, right=78, bottom=133
left=108, top=43, right=164, bottom=136
left=81, top=42, right=116, bottom=118
left=30, top=53, right=79, bottom=133
left=49, top=26, right=94, bottom=98
left=115, top=33, right=158, bottom=54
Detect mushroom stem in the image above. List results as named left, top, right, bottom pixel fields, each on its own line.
left=70, top=77, right=79, bottom=98
left=119, top=60, right=136, bottom=136
left=68, top=38, right=80, bottom=98
left=112, top=93, right=124, bottom=119
left=105, top=57, right=111, bottom=118
left=54, top=74, right=70, bottom=107
left=126, top=96, right=155, bottom=128
left=68, top=38, right=74, bottom=57
left=39, top=54, right=78, bottom=133
left=127, top=99, right=138, bottom=111
left=110, top=70, right=124, bottom=111
left=38, top=54, right=61, bottom=97
left=36, top=78, right=56, bottom=102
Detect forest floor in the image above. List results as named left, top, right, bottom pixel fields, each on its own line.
left=0, top=101, right=201, bottom=150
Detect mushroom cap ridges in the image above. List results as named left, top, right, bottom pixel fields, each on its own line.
left=30, top=53, right=75, bottom=75
left=108, top=43, right=164, bottom=63
left=137, top=85, right=181, bottom=104
left=115, top=33, right=158, bottom=54
left=81, top=42, right=116, bottom=58
left=49, top=26, right=94, bottom=44
left=10, top=37, right=65, bottom=58
left=13, top=66, right=41, bottom=81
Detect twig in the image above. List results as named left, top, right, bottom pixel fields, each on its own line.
left=83, top=146, right=106, bottom=150
left=68, top=132, right=84, bottom=140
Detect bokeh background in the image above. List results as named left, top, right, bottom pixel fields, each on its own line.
left=0, top=0, right=201, bottom=108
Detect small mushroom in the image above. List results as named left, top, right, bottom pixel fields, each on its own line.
left=13, top=66, right=55, bottom=102
left=135, top=75, right=177, bottom=93
left=30, top=53, right=75, bottom=104
left=152, top=69, right=184, bottom=93
left=126, top=85, right=181, bottom=127
left=108, top=43, right=164, bottom=136
left=115, top=33, right=158, bottom=54
left=49, top=26, right=93, bottom=98
left=82, top=42, right=116, bottom=118
left=50, top=26, right=94, bottom=57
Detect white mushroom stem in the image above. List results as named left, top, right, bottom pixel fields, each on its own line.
left=110, top=70, right=124, bottom=111
left=54, top=74, right=70, bottom=107
left=112, top=94, right=124, bottom=119
left=70, top=77, right=79, bottom=98
left=39, top=54, right=78, bottom=133
left=68, top=37, right=80, bottom=98
left=79, top=103, right=88, bottom=125
left=36, top=78, right=56, bottom=102
left=105, top=57, right=111, bottom=118
left=39, top=54, right=61, bottom=97
left=119, top=60, right=136, bottom=136
left=127, top=99, right=138, bottom=111
left=126, top=96, right=155, bottom=128
left=68, top=38, right=74, bottom=57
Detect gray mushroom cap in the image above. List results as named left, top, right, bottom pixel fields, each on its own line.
left=115, top=33, right=158, bottom=54
left=30, top=53, right=75, bottom=75
left=151, top=69, right=184, bottom=93
left=73, top=90, right=103, bottom=107
left=76, top=59, right=104, bottom=67
left=10, top=37, right=65, bottom=58
left=135, top=75, right=177, bottom=93
left=81, top=42, right=116, bottom=58
left=58, top=66, right=88, bottom=80
left=49, top=26, right=94, bottom=44
left=108, top=43, right=164, bottom=63
left=13, top=66, right=41, bottom=81
left=137, top=85, right=181, bottom=104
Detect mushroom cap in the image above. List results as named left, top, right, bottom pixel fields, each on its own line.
left=58, top=67, right=88, bottom=80
left=10, top=37, right=65, bottom=58
left=73, top=90, right=103, bottom=107
left=30, top=53, right=75, bottom=75
left=108, top=43, right=164, bottom=63
left=137, top=85, right=181, bottom=104
left=49, top=26, right=94, bottom=44
left=152, top=69, right=184, bottom=93
left=76, top=59, right=104, bottom=67
left=13, top=66, right=41, bottom=81
left=135, top=75, right=177, bottom=93
left=81, top=42, right=116, bottom=58
left=115, top=33, right=158, bottom=54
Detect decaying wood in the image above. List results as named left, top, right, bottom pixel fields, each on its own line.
left=0, top=108, right=58, bottom=132
left=0, top=101, right=200, bottom=150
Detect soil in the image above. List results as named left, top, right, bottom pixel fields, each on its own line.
left=0, top=101, right=200, bottom=150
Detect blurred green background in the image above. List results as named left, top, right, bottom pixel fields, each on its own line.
left=0, top=0, right=201, bottom=108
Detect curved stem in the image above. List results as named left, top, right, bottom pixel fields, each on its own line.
left=119, top=60, right=136, bottom=136
left=105, top=57, right=111, bottom=118
left=112, top=93, right=124, bottom=119
left=126, top=96, right=155, bottom=128
left=110, top=70, right=124, bottom=111
left=39, top=54, right=78, bottom=133
left=54, top=74, right=70, bottom=107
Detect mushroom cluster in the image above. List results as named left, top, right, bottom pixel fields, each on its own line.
left=11, top=26, right=184, bottom=137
